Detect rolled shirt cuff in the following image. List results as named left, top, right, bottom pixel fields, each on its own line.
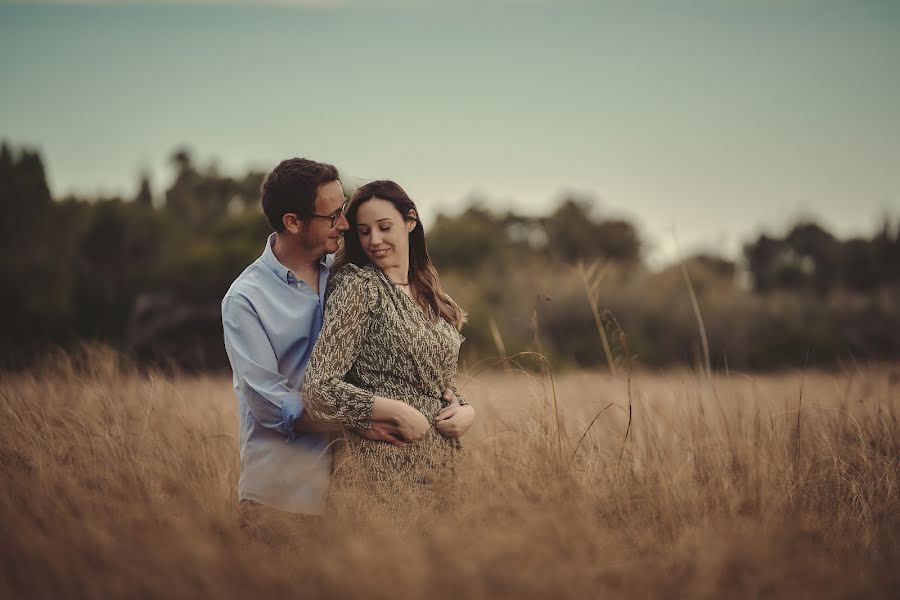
left=282, top=402, right=301, bottom=441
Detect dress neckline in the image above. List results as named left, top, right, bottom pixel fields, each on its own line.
left=371, top=265, right=435, bottom=322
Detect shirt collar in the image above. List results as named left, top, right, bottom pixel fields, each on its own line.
left=261, top=233, right=330, bottom=285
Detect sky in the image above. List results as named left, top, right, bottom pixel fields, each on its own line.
left=1, top=0, right=899, bottom=264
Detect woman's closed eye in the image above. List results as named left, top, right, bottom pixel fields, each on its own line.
left=357, top=225, right=391, bottom=235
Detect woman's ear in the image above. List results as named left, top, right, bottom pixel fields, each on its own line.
left=406, top=209, right=418, bottom=232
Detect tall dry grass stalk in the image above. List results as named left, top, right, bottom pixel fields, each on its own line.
left=577, top=260, right=618, bottom=375
left=669, top=231, right=712, bottom=378
left=2, top=345, right=899, bottom=598
left=487, top=317, right=512, bottom=376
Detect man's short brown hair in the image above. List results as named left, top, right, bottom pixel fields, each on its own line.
left=260, top=158, right=339, bottom=232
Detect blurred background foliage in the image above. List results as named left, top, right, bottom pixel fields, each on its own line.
left=2, top=141, right=898, bottom=371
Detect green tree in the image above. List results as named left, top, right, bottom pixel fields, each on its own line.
left=135, top=173, right=153, bottom=208
left=0, top=143, right=73, bottom=364
left=542, top=197, right=641, bottom=264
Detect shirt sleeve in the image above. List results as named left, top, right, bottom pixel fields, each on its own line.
left=222, top=295, right=302, bottom=439
left=302, top=266, right=377, bottom=429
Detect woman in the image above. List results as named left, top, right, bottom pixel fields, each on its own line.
left=302, top=180, right=475, bottom=493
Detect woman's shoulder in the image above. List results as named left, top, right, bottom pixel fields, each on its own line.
left=329, top=263, right=380, bottom=285
left=326, top=263, right=381, bottom=301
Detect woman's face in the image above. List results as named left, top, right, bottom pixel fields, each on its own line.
left=355, top=197, right=415, bottom=270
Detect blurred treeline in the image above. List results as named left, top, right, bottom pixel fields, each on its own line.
left=2, top=142, right=898, bottom=371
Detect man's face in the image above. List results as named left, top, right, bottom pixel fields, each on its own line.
left=299, top=180, right=349, bottom=256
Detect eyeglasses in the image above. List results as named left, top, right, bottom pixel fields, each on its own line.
left=311, top=199, right=349, bottom=228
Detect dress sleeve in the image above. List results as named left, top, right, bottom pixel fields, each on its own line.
left=302, top=266, right=377, bottom=429
left=447, top=386, right=468, bottom=406
left=448, top=325, right=468, bottom=406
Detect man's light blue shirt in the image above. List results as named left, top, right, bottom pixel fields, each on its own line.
left=222, top=233, right=333, bottom=514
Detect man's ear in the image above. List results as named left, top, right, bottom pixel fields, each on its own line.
left=282, top=213, right=303, bottom=234
left=406, top=209, right=418, bottom=232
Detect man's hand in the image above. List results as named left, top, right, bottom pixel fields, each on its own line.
left=293, top=412, right=341, bottom=433
left=435, top=403, right=475, bottom=439
left=354, top=422, right=408, bottom=447
left=370, top=396, right=430, bottom=442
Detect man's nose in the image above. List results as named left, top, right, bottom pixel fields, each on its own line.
left=335, top=212, right=350, bottom=231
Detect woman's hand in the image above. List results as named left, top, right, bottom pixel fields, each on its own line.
left=435, top=403, right=475, bottom=438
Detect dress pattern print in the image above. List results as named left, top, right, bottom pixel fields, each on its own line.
left=302, top=263, right=467, bottom=488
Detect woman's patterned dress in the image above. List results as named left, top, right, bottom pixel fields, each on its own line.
left=302, top=263, right=467, bottom=490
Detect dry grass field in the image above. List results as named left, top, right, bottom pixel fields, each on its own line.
left=2, top=346, right=898, bottom=599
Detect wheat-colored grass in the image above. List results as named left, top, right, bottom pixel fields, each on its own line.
left=1, top=346, right=898, bottom=599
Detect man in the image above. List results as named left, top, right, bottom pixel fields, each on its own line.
left=222, top=158, right=460, bottom=532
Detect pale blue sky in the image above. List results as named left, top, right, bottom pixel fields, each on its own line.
left=2, top=0, right=898, bottom=263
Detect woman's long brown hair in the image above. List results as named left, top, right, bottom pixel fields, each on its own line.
left=333, top=180, right=466, bottom=330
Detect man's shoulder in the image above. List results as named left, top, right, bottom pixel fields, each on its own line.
left=223, top=258, right=269, bottom=305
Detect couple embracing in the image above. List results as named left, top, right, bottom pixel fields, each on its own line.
left=222, top=158, right=475, bottom=532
